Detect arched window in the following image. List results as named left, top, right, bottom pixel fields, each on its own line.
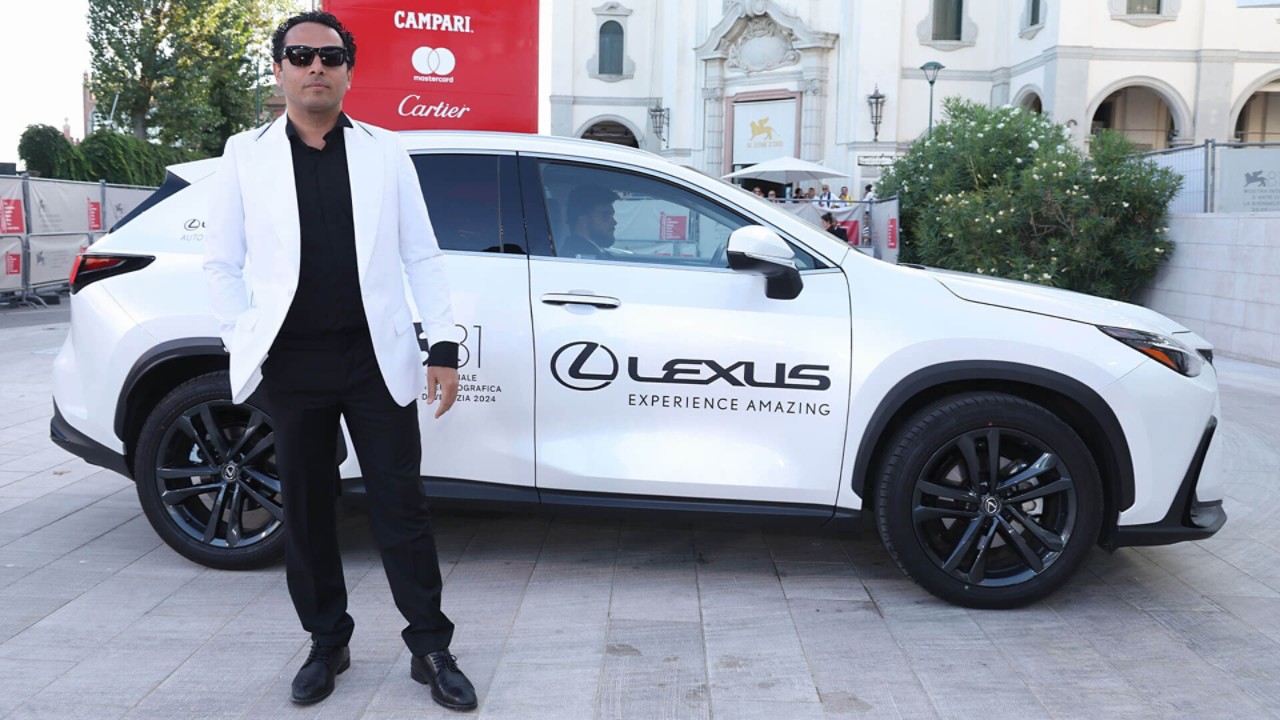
left=598, top=21, right=624, bottom=75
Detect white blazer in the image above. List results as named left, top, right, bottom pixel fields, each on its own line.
left=202, top=115, right=458, bottom=406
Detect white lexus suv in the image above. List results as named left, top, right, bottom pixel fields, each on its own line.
left=50, top=131, right=1225, bottom=608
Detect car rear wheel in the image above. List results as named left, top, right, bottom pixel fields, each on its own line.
left=875, top=392, right=1102, bottom=608
left=134, top=371, right=285, bottom=570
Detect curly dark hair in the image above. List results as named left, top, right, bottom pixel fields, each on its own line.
left=270, top=11, right=357, bottom=68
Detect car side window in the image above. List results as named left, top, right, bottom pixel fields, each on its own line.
left=535, top=161, right=752, bottom=269
left=537, top=161, right=822, bottom=270
left=412, top=154, right=525, bottom=254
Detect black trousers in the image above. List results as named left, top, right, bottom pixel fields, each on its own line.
left=260, top=328, right=454, bottom=657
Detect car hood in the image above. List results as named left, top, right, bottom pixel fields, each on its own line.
left=925, top=268, right=1191, bottom=336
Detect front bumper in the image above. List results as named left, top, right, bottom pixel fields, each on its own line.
left=50, top=402, right=131, bottom=478
left=1110, top=417, right=1226, bottom=548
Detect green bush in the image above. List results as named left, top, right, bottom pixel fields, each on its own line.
left=17, top=125, right=197, bottom=186
left=877, top=98, right=1181, bottom=301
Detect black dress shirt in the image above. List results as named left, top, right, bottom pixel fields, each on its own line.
left=279, top=113, right=366, bottom=336
left=277, top=113, right=457, bottom=368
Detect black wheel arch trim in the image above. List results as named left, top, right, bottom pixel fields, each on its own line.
left=851, top=360, right=1135, bottom=513
left=114, top=337, right=228, bottom=442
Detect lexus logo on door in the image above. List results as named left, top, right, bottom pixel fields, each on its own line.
left=551, top=341, right=619, bottom=391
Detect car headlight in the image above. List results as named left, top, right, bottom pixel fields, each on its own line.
left=1099, top=326, right=1203, bottom=377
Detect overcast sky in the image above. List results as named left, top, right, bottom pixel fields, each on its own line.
left=2, top=1, right=91, bottom=168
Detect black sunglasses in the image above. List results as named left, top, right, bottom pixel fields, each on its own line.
left=282, top=45, right=348, bottom=67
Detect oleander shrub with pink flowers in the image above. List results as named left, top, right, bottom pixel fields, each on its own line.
left=877, top=98, right=1181, bottom=301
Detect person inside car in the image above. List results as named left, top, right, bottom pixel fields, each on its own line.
left=559, top=185, right=619, bottom=259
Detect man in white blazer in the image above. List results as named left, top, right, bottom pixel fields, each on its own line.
left=202, top=11, right=476, bottom=711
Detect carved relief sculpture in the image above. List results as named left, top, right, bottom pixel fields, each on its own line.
left=726, top=16, right=801, bottom=73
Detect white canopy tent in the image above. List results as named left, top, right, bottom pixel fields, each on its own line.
left=721, top=156, right=847, bottom=185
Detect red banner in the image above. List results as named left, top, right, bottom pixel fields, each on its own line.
left=323, top=1, right=538, bottom=132
left=888, top=218, right=898, bottom=250
left=1, top=199, right=24, bottom=234
left=88, top=201, right=102, bottom=231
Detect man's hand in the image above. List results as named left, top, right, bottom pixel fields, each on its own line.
left=425, top=366, right=459, bottom=419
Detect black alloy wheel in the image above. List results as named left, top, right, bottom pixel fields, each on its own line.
left=876, top=393, right=1102, bottom=608
left=135, top=371, right=286, bottom=569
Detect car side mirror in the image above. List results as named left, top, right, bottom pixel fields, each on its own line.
left=726, top=225, right=804, bottom=300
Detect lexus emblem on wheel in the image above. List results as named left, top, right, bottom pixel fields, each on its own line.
left=983, top=496, right=1000, bottom=516
left=551, top=341, right=619, bottom=391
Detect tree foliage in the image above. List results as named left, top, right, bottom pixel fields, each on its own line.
left=18, top=125, right=190, bottom=186
left=88, top=0, right=294, bottom=155
left=877, top=98, right=1182, bottom=301
left=17, top=126, right=90, bottom=180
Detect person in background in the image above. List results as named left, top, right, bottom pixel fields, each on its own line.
left=805, top=187, right=817, bottom=203
left=766, top=189, right=778, bottom=201
left=752, top=186, right=764, bottom=197
left=861, top=184, right=876, bottom=245
left=817, top=185, right=834, bottom=208
left=821, top=212, right=848, bottom=242
left=838, top=185, right=853, bottom=206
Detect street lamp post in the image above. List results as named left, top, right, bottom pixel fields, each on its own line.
left=648, top=102, right=670, bottom=149
left=920, top=61, right=944, bottom=135
left=867, top=85, right=886, bottom=143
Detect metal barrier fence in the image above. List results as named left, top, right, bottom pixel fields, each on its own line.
left=0, top=174, right=154, bottom=307
left=767, top=196, right=901, bottom=264
left=1137, top=140, right=1280, bottom=214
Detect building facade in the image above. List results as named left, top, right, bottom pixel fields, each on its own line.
left=547, top=0, right=1280, bottom=190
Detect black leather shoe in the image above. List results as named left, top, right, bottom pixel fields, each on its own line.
left=291, top=643, right=350, bottom=705
left=411, top=649, right=478, bottom=711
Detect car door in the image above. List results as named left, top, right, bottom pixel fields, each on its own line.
left=400, top=152, right=535, bottom=495
left=525, top=157, right=852, bottom=509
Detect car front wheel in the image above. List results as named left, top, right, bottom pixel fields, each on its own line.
left=875, top=392, right=1102, bottom=608
left=134, top=371, right=285, bottom=570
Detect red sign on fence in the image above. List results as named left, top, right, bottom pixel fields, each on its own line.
left=4, top=253, right=20, bottom=275
left=887, top=218, right=898, bottom=249
left=1, top=199, right=24, bottom=234
left=659, top=213, right=688, bottom=242
left=88, top=201, right=102, bottom=231
left=323, top=0, right=538, bottom=132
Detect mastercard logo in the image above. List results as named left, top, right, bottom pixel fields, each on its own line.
left=412, top=47, right=456, bottom=76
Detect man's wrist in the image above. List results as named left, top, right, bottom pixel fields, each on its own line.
left=427, top=341, right=459, bottom=369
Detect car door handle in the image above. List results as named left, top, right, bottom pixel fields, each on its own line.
left=540, top=292, right=621, bottom=309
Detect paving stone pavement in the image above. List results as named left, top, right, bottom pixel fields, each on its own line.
left=1, top=310, right=1279, bottom=719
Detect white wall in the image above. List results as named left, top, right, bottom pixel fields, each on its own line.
left=1137, top=213, right=1280, bottom=367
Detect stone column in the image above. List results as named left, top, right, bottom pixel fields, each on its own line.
left=990, top=68, right=1011, bottom=107
left=1044, top=51, right=1091, bottom=148
left=801, top=76, right=826, bottom=161
left=704, top=86, right=725, bottom=176
left=1193, top=52, right=1234, bottom=144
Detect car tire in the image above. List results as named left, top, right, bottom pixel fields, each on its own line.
left=134, top=371, right=285, bottom=570
left=875, top=392, right=1102, bottom=608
